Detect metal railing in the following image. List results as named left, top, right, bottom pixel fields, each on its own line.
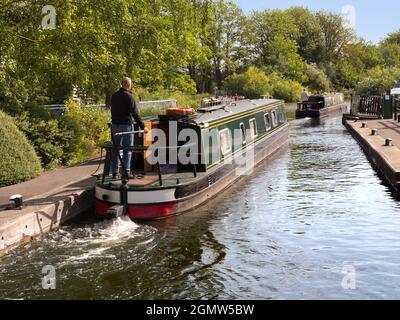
left=297, top=101, right=324, bottom=111
left=138, top=100, right=177, bottom=109
left=101, top=140, right=199, bottom=187
left=42, top=100, right=178, bottom=116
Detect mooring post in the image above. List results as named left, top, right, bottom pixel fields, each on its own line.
left=9, top=195, right=23, bottom=210
left=385, top=138, right=393, bottom=147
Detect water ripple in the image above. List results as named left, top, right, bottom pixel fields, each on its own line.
left=1, top=115, right=400, bottom=299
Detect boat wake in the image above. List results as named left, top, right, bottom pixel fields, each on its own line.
left=54, top=216, right=156, bottom=265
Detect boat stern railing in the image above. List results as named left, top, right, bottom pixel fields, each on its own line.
left=297, top=101, right=324, bottom=111
left=99, top=138, right=199, bottom=188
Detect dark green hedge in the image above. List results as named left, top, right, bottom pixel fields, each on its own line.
left=0, top=111, right=42, bottom=187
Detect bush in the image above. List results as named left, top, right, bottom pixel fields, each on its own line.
left=355, top=66, right=400, bottom=95
left=64, top=99, right=111, bottom=165
left=334, top=62, right=359, bottom=89
left=224, top=68, right=304, bottom=102
left=224, top=67, right=271, bottom=99
left=0, top=111, right=42, bottom=187
left=170, top=74, right=197, bottom=95
left=14, top=112, right=82, bottom=169
left=304, top=63, right=332, bottom=92
left=12, top=99, right=110, bottom=169
left=269, top=74, right=303, bottom=102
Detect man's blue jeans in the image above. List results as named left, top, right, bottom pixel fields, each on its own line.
left=111, top=124, right=134, bottom=175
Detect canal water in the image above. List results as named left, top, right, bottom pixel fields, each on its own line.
left=1, top=113, right=400, bottom=300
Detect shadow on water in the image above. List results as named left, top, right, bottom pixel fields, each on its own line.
left=2, top=114, right=400, bottom=299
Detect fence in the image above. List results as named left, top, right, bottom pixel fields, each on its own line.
left=351, top=95, right=382, bottom=118
left=42, top=100, right=178, bottom=117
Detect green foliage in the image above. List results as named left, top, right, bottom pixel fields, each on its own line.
left=304, top=63, right=332, bottom=92
left=64, top=99, right=111, bottom=165
left=334, top=61, right=360, bottom=89
left=382, top=30, right=400, bottom=46
left=379, top=43, right=400, bottom=67
left=224, top=67, right=303, bottom=102
left=4, top=99, right=109, bottom=172
left=286, top=7, right=322, bottom=63
left=14, top=112, right=81, bottom=169
left=265, top=35, right=306, bottom=83
left=355, top=67, right=400, bottom=95
left=269, top=73, right=304, bottom=102
left=344, top=41, right=382, bottom=70
left=0, top=111, right=42, bottom=187
left=135, top=87, right=207, bottom=108
left=2, top=0, right=400, bottom=185
left=224, top=67, right=271, bottom=99
left=170, top=74, right=197, bottom=95
left=316, top=12, right=355, bottom=63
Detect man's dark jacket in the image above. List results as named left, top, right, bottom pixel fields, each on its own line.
left=111, top=88, right=145, bottom=129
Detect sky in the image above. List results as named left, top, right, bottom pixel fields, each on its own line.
left=233, top=0, right=400, bottom=43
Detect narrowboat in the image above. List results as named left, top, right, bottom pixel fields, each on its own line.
left=295, top=93, right=347, bottom=119
left=95, top=98, right=289, bottom=221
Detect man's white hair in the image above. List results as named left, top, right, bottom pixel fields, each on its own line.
left=122, top=77, right=132, bottom=88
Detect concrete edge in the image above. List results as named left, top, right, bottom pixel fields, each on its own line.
left=0, top=187, right=95, bottom=257
left=344, top=119, right=400, bottom=197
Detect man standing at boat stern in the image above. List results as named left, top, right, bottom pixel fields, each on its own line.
left=111, top=77, right=148, bottom=179
left=301, top=88, right=309, bottom=102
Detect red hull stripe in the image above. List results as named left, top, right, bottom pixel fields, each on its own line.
left=95, top=200, right=176, bottom=220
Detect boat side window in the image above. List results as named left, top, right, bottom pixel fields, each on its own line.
left=264, top=113, right=271, bottom=131
left=249, top=118, right=258, bottom=139
left=278, top=109, right=285, bottom=124
left=219, top=128, right=232, bottom=156
left=240, top=123, right=246, bottom=144
left=271, top=111, right=278, bottom=127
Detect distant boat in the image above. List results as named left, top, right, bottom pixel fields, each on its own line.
left=295, top=93, right=347, bottom=119
left=95, top=98, right=289, bottom=221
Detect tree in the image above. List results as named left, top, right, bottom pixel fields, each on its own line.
left=265, top=35, right=306, bottom=83
left=246, top=9, right=305, bottom=82
left=356, top=66, right=400, bottom=95
left=379, top=43, right=400, bottom=67
left=248, top=10, right=300, bottom=66
left=382, top=30, right=400, bottom=46
left=286, top=7, right=322, bottom=63
left=334, top=40, right=382, bottom=88
left=206, top=0, right=245, bottom=89
left=316, top=11, right=354, bottom=64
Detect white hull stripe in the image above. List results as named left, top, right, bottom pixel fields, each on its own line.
left=96, top=187, right=177, bottom=204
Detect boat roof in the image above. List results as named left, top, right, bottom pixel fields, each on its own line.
left=310, top=92, right=343, bottom=98
left=191, top=98, right=282, bottom=125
